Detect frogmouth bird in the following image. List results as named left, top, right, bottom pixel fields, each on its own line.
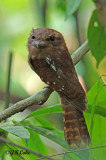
left=27, top=28, right=90, bottom=147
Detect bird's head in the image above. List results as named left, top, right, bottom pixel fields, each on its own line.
left=27, top=28, right=67, bottom=59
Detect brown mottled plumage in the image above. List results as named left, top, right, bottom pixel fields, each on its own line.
left=27, top=28, right=90, bottom=147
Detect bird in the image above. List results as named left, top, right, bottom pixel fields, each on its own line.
left=27, top=28, right=90, bottom=147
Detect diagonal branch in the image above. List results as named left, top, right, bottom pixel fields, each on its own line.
left=71, top=40, right=89, bottom=65
left=0, top=40, right=89, bottom=123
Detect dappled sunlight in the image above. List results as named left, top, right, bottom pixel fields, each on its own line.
left=26, top=74, right=45, bottom=95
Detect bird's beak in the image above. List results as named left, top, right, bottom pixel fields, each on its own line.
left=33, top=40, right=48, bottom=48
left=33, top=41, right=40, bottom=48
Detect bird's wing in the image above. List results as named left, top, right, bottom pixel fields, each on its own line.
left=29, top=52, right=87, bottom=111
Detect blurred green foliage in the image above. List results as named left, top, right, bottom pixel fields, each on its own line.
left=66, top=0, right=82, bottom=16
left=88, top=10, right=106, bottom=67
left=0, top=0, right=106, bottom=160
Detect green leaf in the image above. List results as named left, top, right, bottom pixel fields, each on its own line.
left=35, top=117, right=54, bottom=129
left=0, top=123, right=30, bottom=139
left=66, top=0, right=82, bottom=17
left=88, top=10, right=106, bottom=67
left=0, top=131, right=6, bottom=158
left=55, top=0, right=66, bottom=13
left=87, top=105, right=106, bottom=117
left=23, top=124, right=90, bottom=160
left=26, top=104, right=62, bottom=119
left=20, top=121, right=76, bottom=159
left=87, top=76, right=106, bottom=108
left=24, top=125, right=69, bottom=150
left=87, top=76, right=106, bottom=137
left=28, top=129, right=47, bottom=159
left=89, top=114, right=106, bottom=160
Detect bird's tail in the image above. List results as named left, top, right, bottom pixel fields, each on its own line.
left=60, top=97, right=90, bottom=147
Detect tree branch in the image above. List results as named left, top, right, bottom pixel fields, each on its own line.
left=71, top=40, right=89, bottom=65
left=0, top=40, right=89, bottom=123
left=0, top=88, right=53, bottom=122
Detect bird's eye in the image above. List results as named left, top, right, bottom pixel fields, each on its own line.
left=50, top=36, right=55, bottom=41
left=32, top=36, right=35, bottom=39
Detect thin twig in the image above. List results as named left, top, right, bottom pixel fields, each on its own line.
left=5, top=52, right=13, bottom=109
left=0, top=136, right=54, bottom=160
left=35, top=0, right=47, bottom=27
left=42, top=0, right=47, bottom=27
left=0, top=40, right=89, bottom=122
left=35, top=145, right=106, bottom=160
left=74, top=11, right=82, bottom=46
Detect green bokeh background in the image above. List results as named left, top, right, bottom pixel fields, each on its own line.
left=0, top=0, right=106, bottom=160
